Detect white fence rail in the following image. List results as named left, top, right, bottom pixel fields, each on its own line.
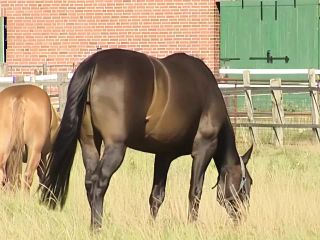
left=218, top=69, right=320, bottom=145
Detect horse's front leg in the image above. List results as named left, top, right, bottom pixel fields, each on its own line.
left=188, top=128, right=218, bottom=222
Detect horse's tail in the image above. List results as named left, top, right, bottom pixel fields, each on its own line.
left=6, top=100, right=24, bottom=189
left=39, top=59, right=96, bottom=209
left=48, top=104, right=61, bottom=146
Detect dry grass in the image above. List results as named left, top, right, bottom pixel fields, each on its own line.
left=0, top=143, right=320, bottom=240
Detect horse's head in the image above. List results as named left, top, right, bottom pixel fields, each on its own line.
left=215, top=145, right=253, bottom=222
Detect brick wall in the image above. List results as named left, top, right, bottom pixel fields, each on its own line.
left=1, top=0, right=220, bottom=76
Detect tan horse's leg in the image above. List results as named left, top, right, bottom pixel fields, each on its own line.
left=0, top=102, right=13, bottom=187
left=22, top=93, right=50, bottom=190
left=0, top=152, right=10, bottom=186
left=23, top=147, right=41, bottom=190
left=37, top=154, right=47, bottom=185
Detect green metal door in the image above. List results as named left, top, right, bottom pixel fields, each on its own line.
left=220, top=0, right=319, bottom=74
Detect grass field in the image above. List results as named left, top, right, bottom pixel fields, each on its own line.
left=0, top=141, right=320, bottom=240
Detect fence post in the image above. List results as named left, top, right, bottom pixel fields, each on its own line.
left=0, top=63, right=7, bottom=76
left=308, top=69, right=320, bottom=143
left=270, top=78, right=284, bottom=146
left=243, top=70, right=256, bottom=144
left=57, top=73, right=68, bottom=115
left=42, top=63, right=48, bottom=75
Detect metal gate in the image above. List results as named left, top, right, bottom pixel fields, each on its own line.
left=220, top=0, right=319, bottom=78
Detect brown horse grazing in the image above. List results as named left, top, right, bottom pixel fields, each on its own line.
left=0, top=84, right=60, bottom=190
left=40, top=49, right=253, bottom=229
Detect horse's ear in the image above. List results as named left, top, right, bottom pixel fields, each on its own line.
left=242, top=144, right=253, bottom=165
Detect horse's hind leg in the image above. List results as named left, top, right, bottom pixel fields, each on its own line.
left=80, top=104, right=103, bottom=217
left=0, top=136, right=10, bottom=186
left=188, top=120, right=218, bottom=221
left=36, top=154, right=47, bottom=185
left=79, top=133, right=101, bottom=211
left=89, top=142, right=126, bottom=229
left=0, top=152, right=10, bottom=186
left=149, top=154, right=175, bottom=219
left=0, top=115, right=13, bottom=187
left=23, top=147, right=41, bottom=190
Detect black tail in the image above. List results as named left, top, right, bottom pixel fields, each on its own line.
left=39, top=58, right=96, bottom=209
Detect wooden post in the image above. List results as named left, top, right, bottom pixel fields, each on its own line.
left=0, top=63, right=7, bottom=76
left=57, top=73, right=68, bottom=115
left=243, top=70, right=256, bottom=144
left=308, top=69, right=320, bottom=143
left=42, top=63, right=48, bottom=75
left=270, top=78, right=284, bottom=146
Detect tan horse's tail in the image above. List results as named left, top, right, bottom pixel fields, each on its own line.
left=49, top=104, right=61, bottom=143
left=6, top=99, right=24, bottom=188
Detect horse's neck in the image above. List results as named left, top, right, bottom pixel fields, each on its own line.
left=214, top=120, right=239, bottom=172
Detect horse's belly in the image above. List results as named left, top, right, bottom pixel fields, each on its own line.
left=126, top=114, right=198, bottom=154
left=146, top=120, right=178, bottom=140
left=127, top=136, right=193, bottom=155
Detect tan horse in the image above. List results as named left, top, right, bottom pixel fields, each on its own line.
left=0, top=84, right=60, bottom=189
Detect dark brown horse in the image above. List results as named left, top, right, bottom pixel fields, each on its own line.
left=0, top=84, right=60, bottom=189
left=40, top=49, right=253, bottom=229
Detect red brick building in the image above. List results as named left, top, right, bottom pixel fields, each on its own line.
left=1, top=0, right=220, bottom=76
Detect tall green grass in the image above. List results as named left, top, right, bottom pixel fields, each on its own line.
left=0, top=144, right=319, bottom=240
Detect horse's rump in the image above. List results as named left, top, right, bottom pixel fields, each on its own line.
left=0, top=85, right=56, bottom=188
